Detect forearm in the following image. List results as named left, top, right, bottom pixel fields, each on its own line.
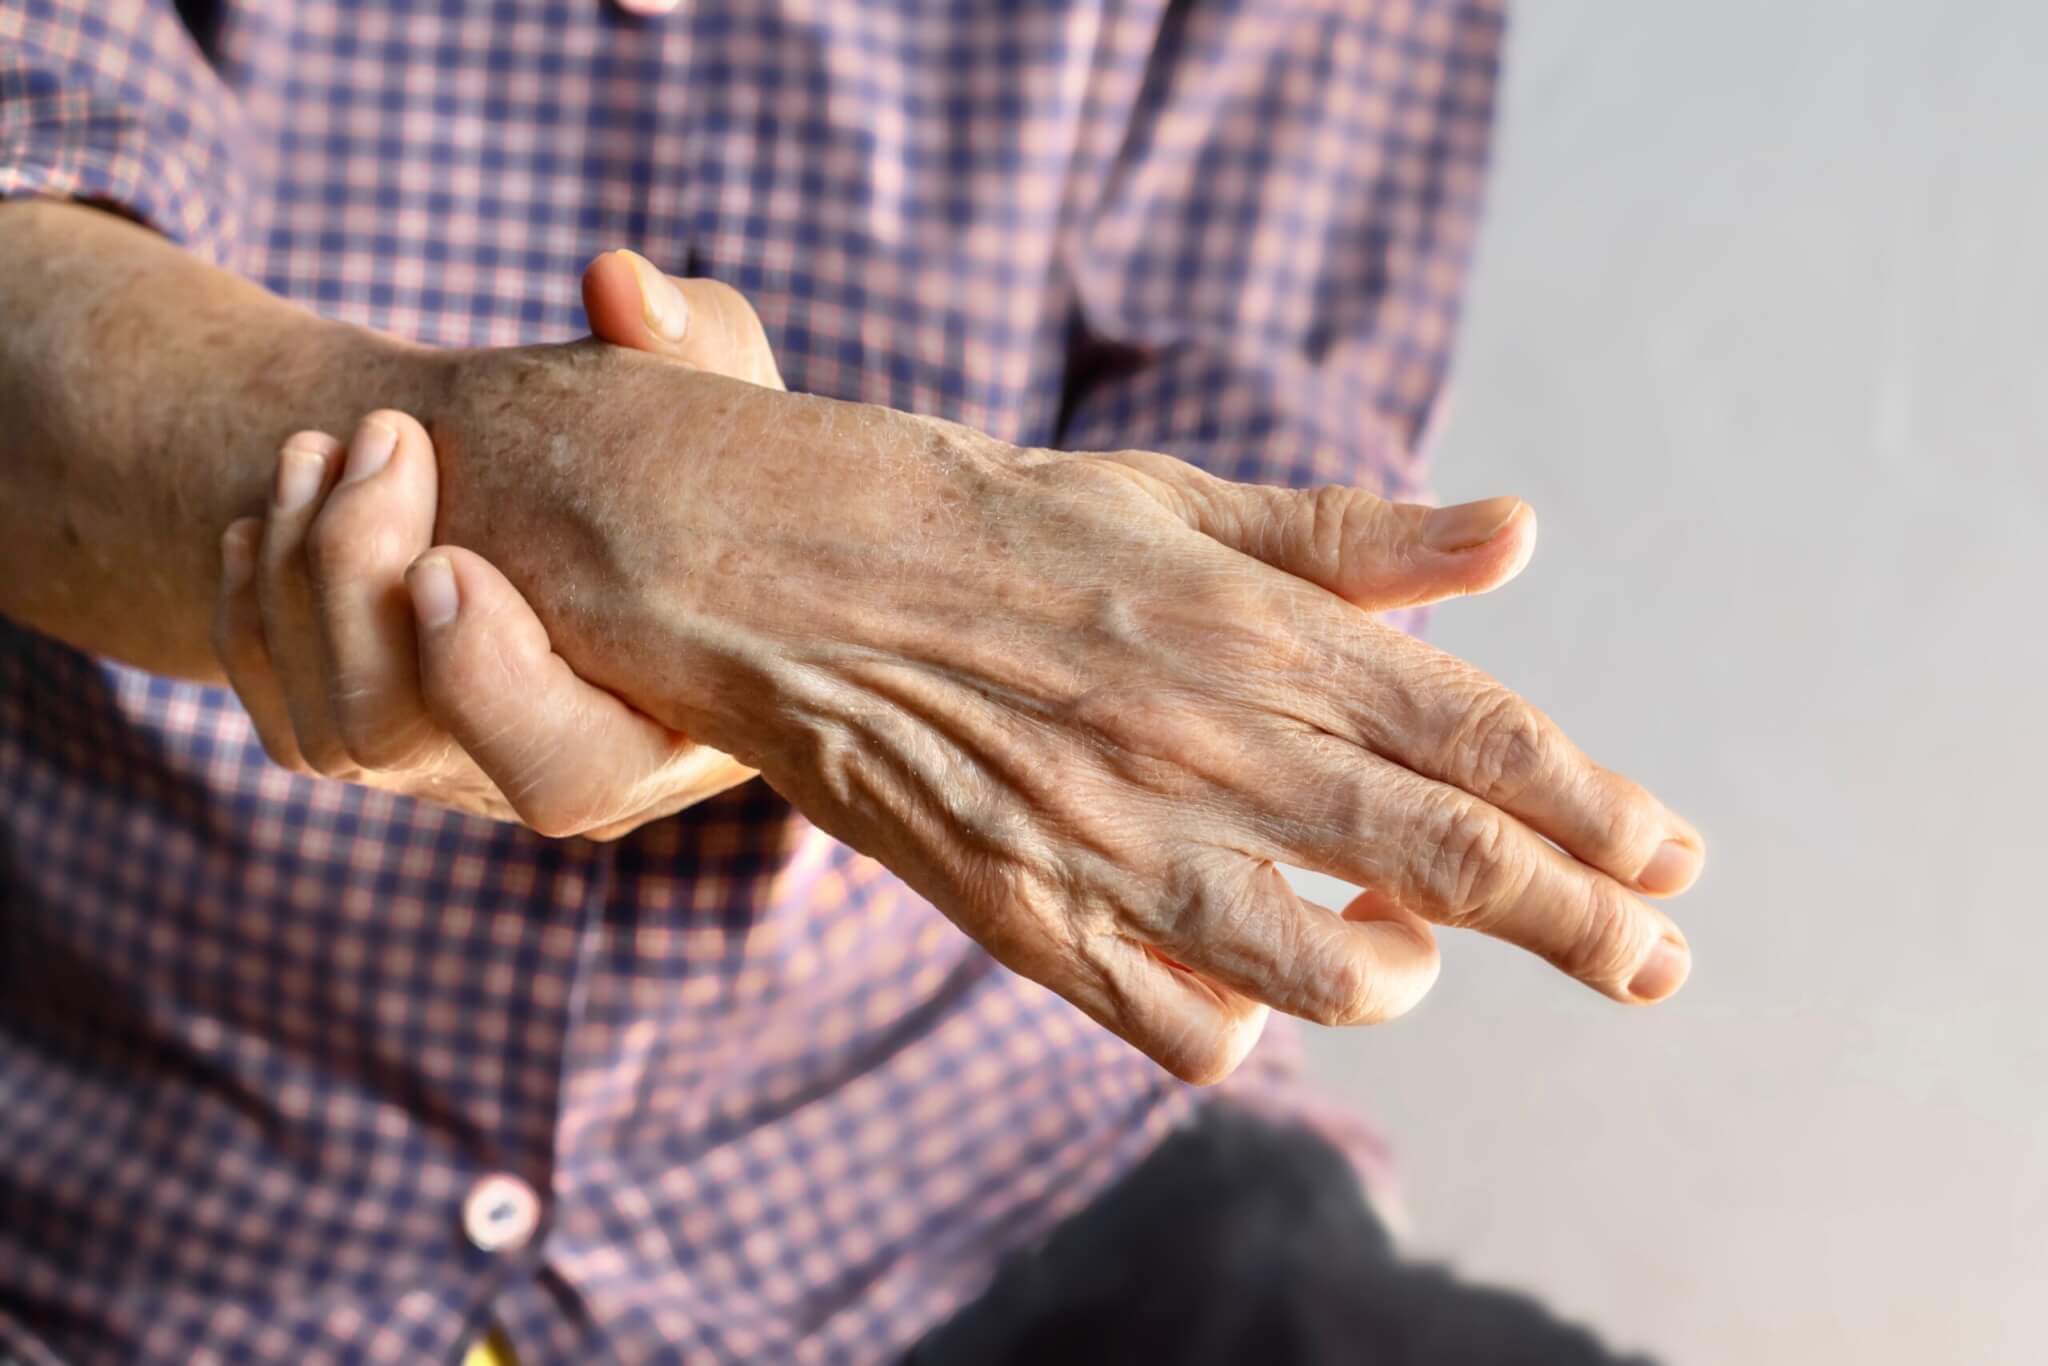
left=0, top=200, right=445, bottom=680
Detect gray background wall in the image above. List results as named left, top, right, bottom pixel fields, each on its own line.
left=1293, top=3, right=2047, bottom=1362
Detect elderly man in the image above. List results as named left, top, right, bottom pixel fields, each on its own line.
left=0, top=0, right=1699, bottom=1361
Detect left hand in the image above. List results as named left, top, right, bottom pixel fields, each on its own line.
left=210, top=252, right=778, bottom=837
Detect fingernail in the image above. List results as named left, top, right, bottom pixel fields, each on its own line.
left=1421, top=496, right=1522, bottom=553
left=220, top=521, right=255, bottom=589
left=1637, top=839, right=1703, bottom=896
left=615, top=0, right=683, bottom=16
left=339, top=418, right=397, bottom=487
left=274, top=444, right=328, bottom=514
left=624, top=251, right=688, bottom=341
left=1627, top=936, right=1691, bottom=1003
left=407, top=556, right=459, bottom=628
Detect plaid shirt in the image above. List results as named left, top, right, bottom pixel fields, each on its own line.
left=0, top=1, right=1501, bottom=1361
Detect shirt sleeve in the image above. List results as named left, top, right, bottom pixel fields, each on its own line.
left=1054, top=1, right=1505, bottom=514
left=0, top=0, right=247, bottom=266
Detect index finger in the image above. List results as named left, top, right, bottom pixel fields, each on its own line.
left=1286, top=609, right=1706, bottom=898
left=1264, top=731, right=1692, bottom=1004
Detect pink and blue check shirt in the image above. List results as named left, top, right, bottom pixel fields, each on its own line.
left=0, top=1, right=1502, bottom=1360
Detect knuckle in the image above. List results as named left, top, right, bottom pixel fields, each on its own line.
left=1083, top=566, right=1305, bottom=691
left=1584, top=808, right=1646, bottom=874
left=1144, top=859, right=1239, bottom=955
left=503, top=764, right=605, bottom=840
left=333, top=699, right=427, bottom=772
left=1125, top=891, right=1188, bottom=954
left=1322, top=766, right=1384, bottom=845
left=488, top=731, right=612, bottom=842
left=422, top=620, right=513, bottom=713
left=1299, top=485, right=1358, bottom=574
left=305, top=500, right=406, bottom=583
left=335, top=724, right=395, bottom=772
left=514, top=797, right=591, bottom=840
left=1328, top=942, right=1404, bottom=1026
left=1454, top=691, right=1552, bottom=803
left=1305, top=948, right=1379, bottom=1027
left=1145, top=1022, right=1242, bottom=1087
left=1554, top=880, right=1644, bottom=985
left=1582, top=770, right=1658, bottom=866
left=1044, top=450, right=1185, bottom=518
left=299, top=740, right=358, bottom=780
left=1062, top=686, right=1212, bottom=799
left=1418, top=796, right=1520, bottom=927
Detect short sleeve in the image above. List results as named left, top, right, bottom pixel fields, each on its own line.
left=1054, top=1, right=1505, bottom=507
left=0, top=0, right=247, bottom=265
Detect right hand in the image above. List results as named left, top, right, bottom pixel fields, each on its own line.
left=410, top=328, right=1705, bottom=1084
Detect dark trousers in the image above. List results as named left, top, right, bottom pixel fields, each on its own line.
left=907, top=1103, right=1654, bottom=1366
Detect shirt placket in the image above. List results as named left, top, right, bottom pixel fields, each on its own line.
left=461, top=835, right=619, bottom=1364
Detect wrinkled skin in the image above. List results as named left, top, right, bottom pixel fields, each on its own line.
left=400, top=338, right=1701, bottom=1082
left=214, top=258, right=779, bottom=838
left=7, top=201, right=1700, bottom=1083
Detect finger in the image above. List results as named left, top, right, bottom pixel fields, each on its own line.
left=254, top=430, right=360, bottom=776
left=407, top=546, right=701, bottom=838
left=1080, top=934, right=1273, bottom=1085
left=613, top=0, right=682, bottom=15
left=1341, top=631, right=1705, bottom=897
left=579, top=748, right=761, bottom=841
left=1092, top=448, right=1537, bottom=611
left=1077, top=454, right=1703, bottom=893
left=580, top=249, right=786, bottom=389
left=1274, top=735, right=1692, bottom=1004
left=303, top=410, right=448, bottom=770
left=1132, top=849, right=1442, bottom=1030
left=212, top=517, right=311, bottom=772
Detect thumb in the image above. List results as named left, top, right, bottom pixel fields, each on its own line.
left=580, top=249, right=786, bottom=390
left=1095, top=448, right=1537, bottom=611
left=404, top=546, right=701, bottom=838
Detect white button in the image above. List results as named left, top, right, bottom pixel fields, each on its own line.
left=462, top=1173, right=541, bottom=1253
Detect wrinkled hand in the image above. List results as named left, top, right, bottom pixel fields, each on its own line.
left=212, top=252, right=773, bottom=837
left=406, top=337, right=1705, bottom=1082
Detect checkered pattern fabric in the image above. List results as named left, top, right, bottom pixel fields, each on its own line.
left=0, top=1, right=1503, bottom=1361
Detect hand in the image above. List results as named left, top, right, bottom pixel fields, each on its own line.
left=210, top=252, right=778, bottom=836
left=409, top=341, right=1704, bottom=1082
